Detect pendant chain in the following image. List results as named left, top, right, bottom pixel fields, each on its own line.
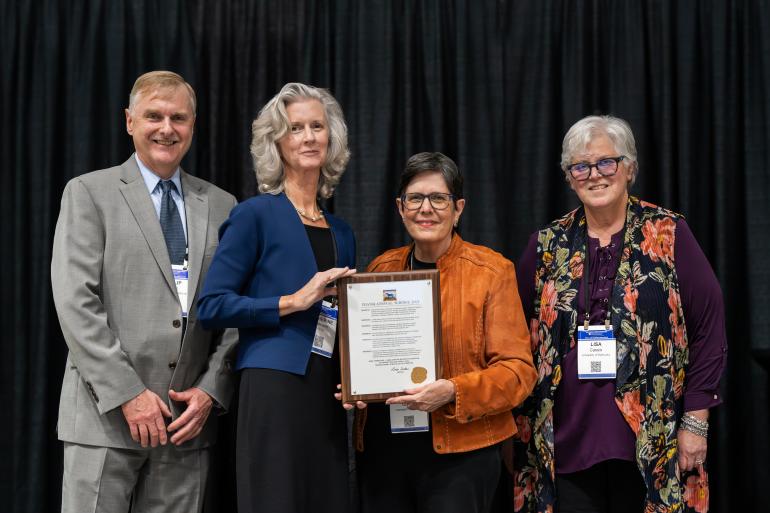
left=295, top=207, right=324, bottom=222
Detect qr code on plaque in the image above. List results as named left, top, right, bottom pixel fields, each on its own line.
left=404, top=415, right=415, bottom=428
left=590, top=361, right=601, bottom=372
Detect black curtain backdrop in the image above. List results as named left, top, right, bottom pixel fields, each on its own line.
left=2, top=1, right=768, bottom=512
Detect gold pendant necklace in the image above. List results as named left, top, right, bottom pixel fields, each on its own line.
left=295, top=207, right=324, bottom=222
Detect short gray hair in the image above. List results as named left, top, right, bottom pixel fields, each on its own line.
left=250, top=83, right=350, bottom=199
left=560, top=115, right=638, bottom=185
left=128, top=70, right=196, bottom=115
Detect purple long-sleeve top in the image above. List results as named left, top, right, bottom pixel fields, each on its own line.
left=517, top=219, right=727, bottom=474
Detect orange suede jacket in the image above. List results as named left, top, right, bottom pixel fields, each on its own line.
left=354, top=234, right=537, bottom=454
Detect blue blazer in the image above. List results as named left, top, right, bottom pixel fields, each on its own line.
left=197, top=192, right=356, bottom=374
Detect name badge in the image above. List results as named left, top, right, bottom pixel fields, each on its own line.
left=389, top=404, right=429, bottom=433
left=311, top=300, right=337, bottom=358
left=171, top=264, right=189, bottom=317
left=577, top=325, right=616, bottom=379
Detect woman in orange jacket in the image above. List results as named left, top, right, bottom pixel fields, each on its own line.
left=339, top=152, right=537, bottom=513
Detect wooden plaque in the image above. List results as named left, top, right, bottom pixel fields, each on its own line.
left=337, top=270, right=442, bottom=403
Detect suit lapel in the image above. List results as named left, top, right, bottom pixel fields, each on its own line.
left=118, top=156, right=177, bottom=296
left=182, top=172, right=208, bottom=312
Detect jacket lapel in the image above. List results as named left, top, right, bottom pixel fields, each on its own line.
left=278, top=193, right=320, bottom=272
left=182, top=173, right=208, bottom=312
left=118, top=156, right=177, bottom=297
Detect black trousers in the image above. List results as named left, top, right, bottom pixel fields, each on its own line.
left=555, top=459, right=647, bottom=513
left=357, top=405, right=501, bottom=513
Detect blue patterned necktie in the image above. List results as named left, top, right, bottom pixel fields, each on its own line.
left=158, top=180, right=186, bottom=265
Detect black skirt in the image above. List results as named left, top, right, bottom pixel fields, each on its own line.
left=236, top=353, right=350, bottom=513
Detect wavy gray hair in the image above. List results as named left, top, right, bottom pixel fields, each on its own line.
left=560, top=115, right=638, bottom=185
left=250, top=83, right=350, bottom=198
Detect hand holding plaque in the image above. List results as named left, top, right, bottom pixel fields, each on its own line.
left=384, top=378, right=456, bottom=412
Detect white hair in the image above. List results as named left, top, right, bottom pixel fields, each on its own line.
left=560, top=115, right=638, bottom=185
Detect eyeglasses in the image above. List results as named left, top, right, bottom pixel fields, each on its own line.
left=566, top=156, right=626, bottom=181
left=400, top=192, right=455, bottom=211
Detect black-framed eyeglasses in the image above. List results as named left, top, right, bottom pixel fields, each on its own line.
left=400, top=192, right=455, bottom=211
left=566, top=156, right=626, bottom=181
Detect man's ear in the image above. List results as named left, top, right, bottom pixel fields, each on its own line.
left=125, top=108, right=134, bottom=135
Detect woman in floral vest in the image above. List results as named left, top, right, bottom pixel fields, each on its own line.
left=512, top=115, right=726, bottom=513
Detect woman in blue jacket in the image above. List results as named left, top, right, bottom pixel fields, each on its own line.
left=198, top=83, right=356, bottom=513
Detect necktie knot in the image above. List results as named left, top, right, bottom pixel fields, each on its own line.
left=159, top=180, right=178, bottom=195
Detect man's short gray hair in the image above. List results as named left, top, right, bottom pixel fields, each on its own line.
left=128, top=70, right=196, bottom=115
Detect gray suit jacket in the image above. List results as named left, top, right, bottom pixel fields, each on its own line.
left=51, top=155, right=238, bottom=450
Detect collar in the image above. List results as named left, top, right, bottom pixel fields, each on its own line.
left=404, top=233, right=464, bottom=270
left=134, top=153, right=182, bottom=195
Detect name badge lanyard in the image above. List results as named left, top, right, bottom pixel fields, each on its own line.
left=581, top=221, right=626, bottom=330
left=383, top=247, right=431, bottom=433
left=582, top=240, right=611, bottom=331
left=576, top=221, right=625, bottom=380
left=171, top=192, right=189, bottom=318
left=311, top=221, right=341, bottom=358
left=408, top=248, right=434, bottom=271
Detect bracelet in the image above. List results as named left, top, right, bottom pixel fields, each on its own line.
left=681, top=422, right=708, bottom=438
left=680, top=413, right=709, bottom=437
left=683, top=413, right=709, bottom=430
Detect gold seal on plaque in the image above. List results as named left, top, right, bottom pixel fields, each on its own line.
left=411, top=366, right=428, bottom=384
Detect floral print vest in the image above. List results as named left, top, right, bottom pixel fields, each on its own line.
left=512, top=196, right=709, bottom=513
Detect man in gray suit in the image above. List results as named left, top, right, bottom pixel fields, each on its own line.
left=51, top=70, right=238, bottom=513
